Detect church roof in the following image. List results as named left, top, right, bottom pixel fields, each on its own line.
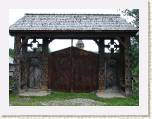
left=9, top=14, right=138, bottom=33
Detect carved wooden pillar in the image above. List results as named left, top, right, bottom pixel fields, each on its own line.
left=21, top=37, right=28, bottom=89
left=98, top=39, right=105, bottom=92
left=14, top=35, right=21, bottom=93
left=41, top=37, right=49, bottom=90
left=124, top=35, right=132, bottom=96
left=119, top=39, right=125, bottom=91
left=21, top=37, right=28, bottom=54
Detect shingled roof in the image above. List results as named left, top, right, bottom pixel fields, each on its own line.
left=9, top=14, right=137, bottom=32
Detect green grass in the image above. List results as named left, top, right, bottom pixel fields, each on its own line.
left=9, top=91, right=139, bottom=106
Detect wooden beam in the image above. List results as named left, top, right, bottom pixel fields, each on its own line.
left=10, top=31, right=133, bottom=39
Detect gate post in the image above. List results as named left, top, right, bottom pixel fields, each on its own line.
left=41, top=38, right=49, bottom=90
left=21, top=37, right=28, bottom=90
left=124, top=36, right=133, bottom=96
left=119, top=41, right=125, bottom=91
left=98, top=39, right=105, bottom=92
left=14, top=35, right=21, bottom=94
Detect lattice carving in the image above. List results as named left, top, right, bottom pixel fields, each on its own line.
left=105, top=39, right=119, bottom=53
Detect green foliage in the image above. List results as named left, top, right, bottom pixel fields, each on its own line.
left=122, top=9, right=139, bottom=29
left=130, top=39, right=139, bottom=76
left=9, top=91, right=139, bottom=106
left=9, top=77, right=16, bottom=94
left=132, top=79, right=139, bottom=96
left=9, top=48, right=15, bottom=58
left=122, top=9, right=139, bottom=76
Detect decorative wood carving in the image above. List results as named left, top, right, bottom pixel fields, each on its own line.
left=98, top=39, right=105, bottom=91
left=124, top=36, right=132, bottom=96
left=12, top=33, right=133, bottom=96
left=41, top=56, right=48, bottom=90
left=21, top=37, right=28, bottom=54
left=14, top=35, right=22, bottom=93
left=41, top=38, right=49, bottom=90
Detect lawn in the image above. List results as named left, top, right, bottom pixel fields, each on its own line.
left=9, top=91, right=139, bottom=106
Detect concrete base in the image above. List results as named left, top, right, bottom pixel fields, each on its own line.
left=96, top=88, right=125, bottom=98
left=19, top=89, right=50, bottom=96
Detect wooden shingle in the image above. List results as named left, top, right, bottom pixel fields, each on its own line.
left=9, top=14, right=137, bottom=32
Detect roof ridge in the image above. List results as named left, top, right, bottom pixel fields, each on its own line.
left=25, top=13, right=120, bottom=16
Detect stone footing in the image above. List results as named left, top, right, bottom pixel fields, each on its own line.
left=19, top=89, right=50, bottom=96
left=96, top=88, right=125, bottom=98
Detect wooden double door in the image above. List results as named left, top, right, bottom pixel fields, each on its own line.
left=48, top=47, right=98, bottom=92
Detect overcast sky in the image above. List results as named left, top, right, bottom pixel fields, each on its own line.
left=9, top=9, right=131, bottom=52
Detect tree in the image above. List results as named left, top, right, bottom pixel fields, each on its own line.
left=122, top=9, right=139, bottom=76
left=9, top=48, right=15, bottom=58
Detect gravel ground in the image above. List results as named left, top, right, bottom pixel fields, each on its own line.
left=40, top=98, right=105, bottom=106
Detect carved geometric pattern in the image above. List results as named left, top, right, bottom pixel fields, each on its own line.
left=27, top=38, right=42, bottom=52
left=104, top=39, right=119, bottom=53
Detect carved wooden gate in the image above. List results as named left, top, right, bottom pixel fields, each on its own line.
left=48, top=47, right=98, bottom=92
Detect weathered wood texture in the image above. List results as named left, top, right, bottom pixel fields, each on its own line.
left=98, top=40, right=105, bottom=91
left=13, top=35, right=22, bottom=93
left=124, top=36, right=132, bottom=96
left=41, top=38, right=49, bottom=90
left=48, top=47, right=98, bottom=92
left=104, top=54, right=121, bottom=89
left=118, top=38, right=125, bottom=91
left=11, top=33, right=133, bottom=96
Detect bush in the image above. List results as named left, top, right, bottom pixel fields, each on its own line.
left=132, top=78, right=139, bottom=96
left=9, top=76, right=16, bottom=94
